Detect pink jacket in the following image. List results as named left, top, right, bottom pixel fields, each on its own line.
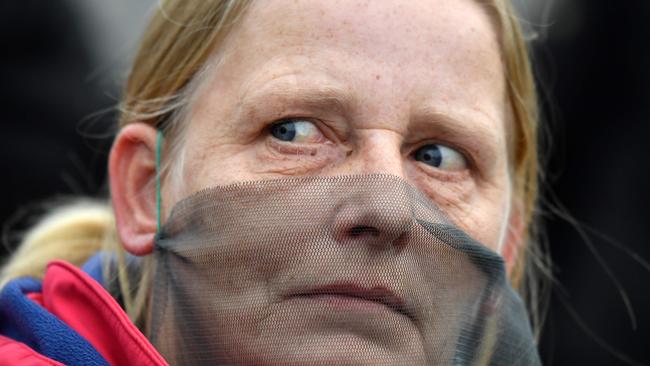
left=0, top=260, right=168, bottom=366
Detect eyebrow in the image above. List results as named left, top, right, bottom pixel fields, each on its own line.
left=410, top=107, right=501, bottom=168
left=236, top=83, right=355, bottom=120
left=414, top=107, right=499, bottom=142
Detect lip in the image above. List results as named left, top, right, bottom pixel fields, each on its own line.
left=289, top=282, right=411, bottom=320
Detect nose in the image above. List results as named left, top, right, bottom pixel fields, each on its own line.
left=330, top=176, right=414, bottom=251
left=328, top=129, right=414, bottom=250
left=338, top=128, right=405, bottom=178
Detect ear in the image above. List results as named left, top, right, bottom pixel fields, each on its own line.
left=109, top=123, right=159, bottom=255
left=501, top=199, right=525, bottom=276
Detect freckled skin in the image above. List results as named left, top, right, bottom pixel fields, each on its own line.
left=159, top=0, right=515, bottom=364
left=175, top=0, right=509, bottom=248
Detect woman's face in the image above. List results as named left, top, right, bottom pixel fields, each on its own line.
left=169, top=0, right=509, bottom=249
left=158, top=0, right=511, bottom=363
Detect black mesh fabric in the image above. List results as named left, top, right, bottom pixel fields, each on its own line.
left=151, top=175, right=541, bottom=365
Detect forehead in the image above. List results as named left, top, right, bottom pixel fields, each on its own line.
left=194, top=0, right=505, bottom=136
left=242, top=0, right=499, bottom=64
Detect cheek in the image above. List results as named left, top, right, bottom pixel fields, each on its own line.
left=405, top=161, right=511, bottom=251
left=178, top=138, right=256, bottom=193
left=438, top=179, right=511, bottom=251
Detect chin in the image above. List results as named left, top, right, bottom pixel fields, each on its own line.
left=236, top=333, right=425, bottom=366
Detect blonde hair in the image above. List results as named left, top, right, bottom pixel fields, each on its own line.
left=1, top=0, right=545, bottom=337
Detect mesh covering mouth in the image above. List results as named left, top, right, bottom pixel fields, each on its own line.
left=151, top=174, right=540, bottom=365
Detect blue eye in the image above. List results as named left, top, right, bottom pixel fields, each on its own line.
left=270, top=121, right=297, bottom=141
left=270, top=119, right=325, bottom=143
left=414, top=144, right=467, bottom=171
left=414, top=145, right=442, bottom=167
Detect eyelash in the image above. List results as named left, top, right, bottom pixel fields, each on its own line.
left=269, top=118, right=325, bottom=143
left=263, top=118, right=329, bottom=157
left=411, top=141, right=474, bottom=169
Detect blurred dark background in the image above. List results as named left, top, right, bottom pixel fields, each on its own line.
left=533, top=1, right=650, bottom=365
left=1, top=1, right=649, bottom=365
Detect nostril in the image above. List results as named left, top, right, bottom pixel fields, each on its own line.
left=348, top=225, right=380, bottom=237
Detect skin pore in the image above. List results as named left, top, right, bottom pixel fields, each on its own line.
left=110, top=0, right=521, bottom=364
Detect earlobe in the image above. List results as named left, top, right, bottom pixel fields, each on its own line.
left=109, top=123, right=159, bottom=255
